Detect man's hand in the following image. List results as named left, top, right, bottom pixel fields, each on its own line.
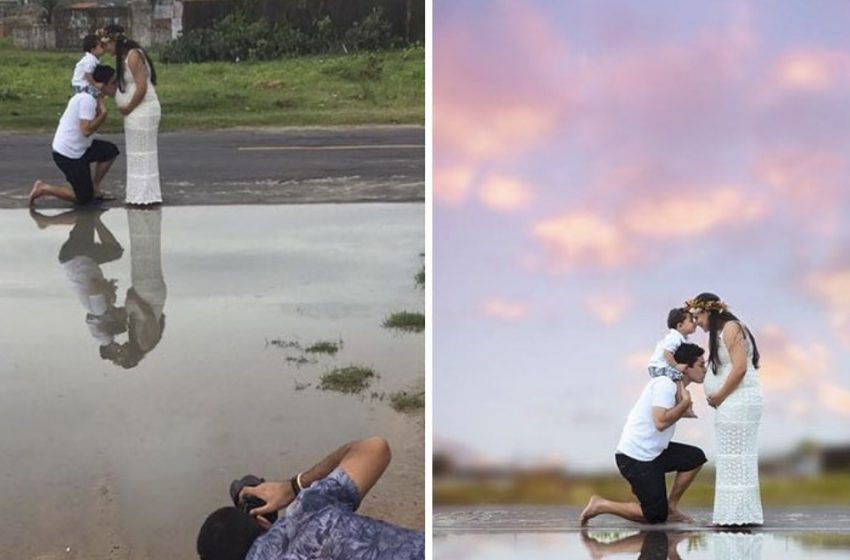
left=119, top=105, right=132, bottom=116
left=96, top=97, right=107, bottom=116
left=240, top=480, right=296, bottom=517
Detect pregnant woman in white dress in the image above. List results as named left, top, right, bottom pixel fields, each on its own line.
left=100, top=25, right=162, bottom=205
left=688, top=293, right=764, bottom=526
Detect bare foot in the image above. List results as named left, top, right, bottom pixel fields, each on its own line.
left=29, top=180, right=43, bottom=205
left=580, top=495, right=601, bottom=526
left=668, top=508, right=696, bottom=523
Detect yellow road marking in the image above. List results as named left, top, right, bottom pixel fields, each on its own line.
left=238, top=144, right=424, bottom=152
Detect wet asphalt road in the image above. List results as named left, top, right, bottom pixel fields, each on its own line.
left=0, top=126, right=425, bottom=208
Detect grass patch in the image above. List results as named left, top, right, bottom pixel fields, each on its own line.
left=383, top=311, right=425, bottom=333
left=0, top=47, right=424, bottom=132
left=305, top=340, right=341, bottom=355
left=285, top=356, right=315, bottom=366
left=268, top=338, right=301, bottom=351
left=319, top=365, right=375, bottom=394
left=390, top=389, right=425, bottom=412
left=294, top=380, right=311, bottom=391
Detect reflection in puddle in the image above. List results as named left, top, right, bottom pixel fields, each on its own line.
left=31, top=207, right=167, bottom=369
left=0, top=204, right=424, bottom=559
left=434, top=531, right=850, bottom=559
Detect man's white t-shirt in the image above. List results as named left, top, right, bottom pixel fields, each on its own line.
left=616, top=377, right=678, bottom=461
left=72, top=52, right=99, bottom=89
left=52, top=93, right=97, bottom=159
left=648, top=329, right=686, bottom=369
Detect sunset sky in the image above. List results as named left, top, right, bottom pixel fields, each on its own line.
left=434, top=0, right=850, bottom=470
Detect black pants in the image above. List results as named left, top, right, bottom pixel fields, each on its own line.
left=615, top=442, right=706, bottom=524
left=52, top=140, right=119, bottom=204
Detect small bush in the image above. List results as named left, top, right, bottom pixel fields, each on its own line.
left=305, top=340, right=340, bottom=355
left=383, top=311, right=425, bottom=333
left=390, top=390, right=425, bottom=412
left=320, top=366, right=375, bottom=394
left=161, top=7, right=400, bottom=64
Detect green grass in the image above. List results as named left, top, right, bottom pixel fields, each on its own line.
left=383, top=311, right=425, bottom=333
left=305, top=340, right=341, bottom=355
left=319, top=365, right=375, bottom=394
left=390, top=389, right=425, bottom=412
left=434, top=472, right=850, bottom=506
left=0, top=39, right=424, bottom=132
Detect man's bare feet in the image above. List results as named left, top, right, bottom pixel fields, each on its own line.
left=29, top=180, right=43, bottom=205
left=580, top=495, right=602, bottom=526
left=668, top=508, right=696, bottom=523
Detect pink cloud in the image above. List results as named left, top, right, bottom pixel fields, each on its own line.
left=756, top=324, right=830, bottom=392
left=817, top=382, right=850, bottom=417
left=434, top=4, right=574, bottom=162
left=585, top=293, right=634, bottom=325
left=807, top=267, right=850, bottom=346
left=624, top=187, right=768, bottom=237
left=755, top=149, right=848, bottom=212
left=478, top=174, right=533, bottom=212
left=434, top=164, right=475, bottom=207
left=532, top=212, right=639, bottom=272
left=480, top=298, right=529, bottom=321
left=770, top=49, right=850, bottom=94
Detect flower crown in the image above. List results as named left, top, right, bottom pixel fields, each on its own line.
left=95, top=27, right=126, bottom=43
left=685, top=298, right=728, bottom=313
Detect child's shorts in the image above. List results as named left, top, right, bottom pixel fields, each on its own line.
left=648, top=365, right=683, bottom=381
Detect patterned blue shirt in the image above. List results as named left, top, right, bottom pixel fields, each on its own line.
left=246, top=468, right=425, bottom=560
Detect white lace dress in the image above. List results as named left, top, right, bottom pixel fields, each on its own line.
left=115, top=50, right=162, bottom=205
left=703, top=325, right=764, bottom=525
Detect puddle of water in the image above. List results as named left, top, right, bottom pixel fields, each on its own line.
left=434, top=531, right=850, bottom=559
left=0, top=204, right=424, bottom=559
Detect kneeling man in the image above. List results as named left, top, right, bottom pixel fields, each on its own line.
left=581, top=343, right=708, bottom=525
left=30, top=65, right=119, bottom=206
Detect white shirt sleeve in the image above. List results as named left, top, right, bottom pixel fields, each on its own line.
left=661, top=330, right=684, bottom=353
left=78, top=96, right=97, bottom=121
left=650, top=378, right=677, bottom=409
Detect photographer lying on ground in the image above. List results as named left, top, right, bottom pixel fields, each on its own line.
left=197, top=436, right=425, bottom=560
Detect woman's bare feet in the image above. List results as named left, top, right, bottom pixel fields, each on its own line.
left=580, top=495, right=602, bottom=526
left=29, top=180, right=44, bottom=205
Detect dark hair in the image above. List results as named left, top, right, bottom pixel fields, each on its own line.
left=674, top=342, right=704, bottom=367
left=197, top=507, right=264, bottom=560
left=666, top=307, right=689, bottom=330
left=92, top=64, right=115, bottom=85
left=83, top=34, right=99, bottom=52
left=115, top=38, right=157, bottom=93
left=691, top=292, right=760, bottom=373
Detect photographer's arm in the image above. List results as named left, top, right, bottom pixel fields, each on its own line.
left=240, top=437, right=391, bottom=517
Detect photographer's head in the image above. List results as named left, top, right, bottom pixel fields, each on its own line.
left=197, top=507, right=264, bottom=560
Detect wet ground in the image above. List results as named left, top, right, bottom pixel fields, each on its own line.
left=0, top=203, right=424, bottom=559
left=434, top=506, right=850, bottom=559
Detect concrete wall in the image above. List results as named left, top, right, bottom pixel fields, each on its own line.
left=12, top=23, right=55, bottom=49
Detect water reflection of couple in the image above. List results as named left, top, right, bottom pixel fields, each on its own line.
left=582, top=293, right=764, bottom=528
left=30, top=207, right=167, bottom=368
left=581, top=529, right=763, bottom=559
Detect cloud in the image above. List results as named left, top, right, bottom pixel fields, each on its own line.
left=623, top=188, right=768, bottom=237
left=771, top=49, right=850, bottom=94
left=817, top=382, right=850, bottom=417
left=585, top=293, right=634, bottom=325
left=434, top=4, right=574, bottom=162
left=756, top=324, right=830, bottom=392
left=807, top=267, right=850, bottom=346
left=532, top=212, right=639, bottom=271
left=478, top=174, right=533, bottom=212
left=626, top=351, right=650, bottom=372
left=755, top=149, right=848, bottom=212
left=434, top=164, right=475, bottom=207
left=480, top=298, right=529, bottom=321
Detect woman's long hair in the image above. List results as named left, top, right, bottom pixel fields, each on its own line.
left=691, top=292, right=761, bottom=373
left=115, top=36, right=157, bottom=93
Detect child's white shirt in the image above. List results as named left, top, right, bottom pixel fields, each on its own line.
left=72, top=52, right=99, bottom=88
left=648, top=329, right=687, bottom=369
